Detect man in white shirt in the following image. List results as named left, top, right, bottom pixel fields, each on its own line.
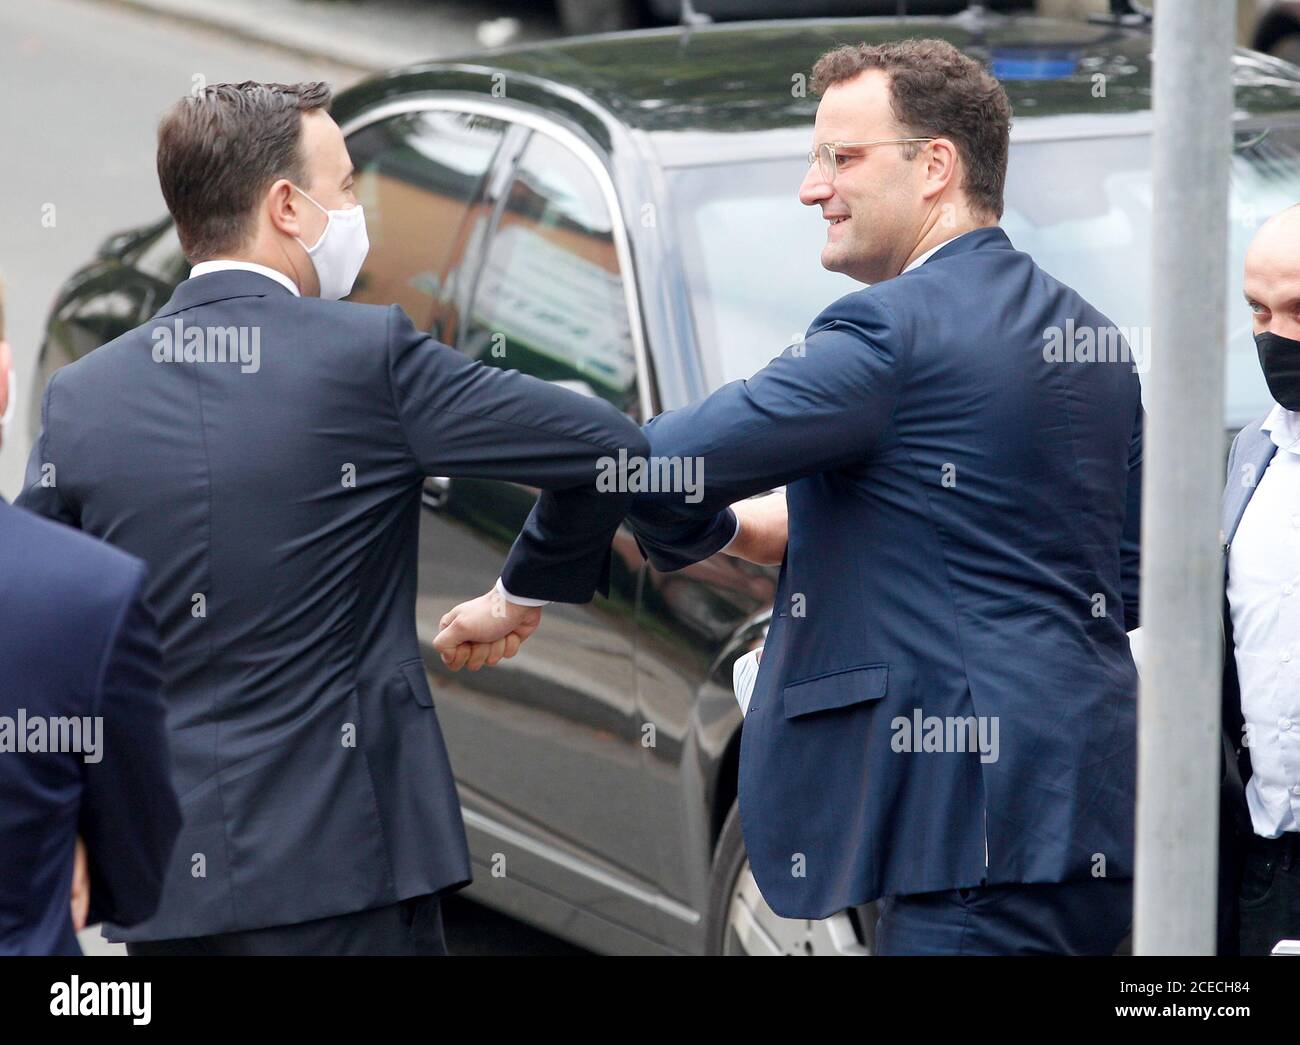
left=1223, top=204, right=1300, bottom=954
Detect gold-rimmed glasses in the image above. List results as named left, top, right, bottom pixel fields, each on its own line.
left=807, top=138, right=937, bottom=183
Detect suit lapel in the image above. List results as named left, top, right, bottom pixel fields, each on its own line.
left=1222, top=423, right=1277, bottom=548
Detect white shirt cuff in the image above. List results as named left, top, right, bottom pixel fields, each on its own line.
left=495, top=577, right=550, bottom=607
left=718, top=514, right=743, bottom=555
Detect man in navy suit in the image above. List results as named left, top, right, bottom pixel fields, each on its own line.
left=443, top=39, right=1144, bottom=955
left=18, top=82, right=646, bottom=955
left=0, top=339, right=180, bottom=955
left=1219, top=205, right=1300, bottom=956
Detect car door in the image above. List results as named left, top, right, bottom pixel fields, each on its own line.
left=428, top=122, right=671, bottom=946
left=347, top=100, right=666, bottom=945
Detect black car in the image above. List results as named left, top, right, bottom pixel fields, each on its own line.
left=553, top=0, right=1032, bottom=35
left=32, top=12, right=1300, bottom=954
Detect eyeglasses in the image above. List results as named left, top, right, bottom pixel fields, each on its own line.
left=807, top=138, right=937, bottom=184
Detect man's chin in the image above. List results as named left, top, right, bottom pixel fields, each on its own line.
left=820, top=246, right=868, bottom=284
left=820, top=244, right=848, bottom=274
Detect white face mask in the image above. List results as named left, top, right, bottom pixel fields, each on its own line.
left=0, top=368, right=15, bottom=446
left=293, top=186, right=369, bottom=300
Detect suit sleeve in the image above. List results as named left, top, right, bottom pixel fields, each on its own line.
left=386, top=305, right=649, bottom=602
left=1121, top=399, right=1144, bottom=631
left=630, top=294, right=907, bottom=572
left=16, top=373, right=78, bottom=527
left=80, top=563, right=181, bottom=928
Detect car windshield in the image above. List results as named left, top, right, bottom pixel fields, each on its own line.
left=670, top=124, right=1300, bottom=430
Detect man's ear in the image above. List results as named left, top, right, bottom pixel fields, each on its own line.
left=921, top=138, right=959, bottom=202
left=266, top=178, right=304, bottom=240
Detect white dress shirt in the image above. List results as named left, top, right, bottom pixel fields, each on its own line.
left=901, top=232, right=967, bottom=274
left=1227, top=402, right=1300, bottom=837
left=497, top=232, right=973, bottom=606
left=190, top=259, right=300, bottom=296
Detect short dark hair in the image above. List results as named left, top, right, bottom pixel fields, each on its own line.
left=810, top=39, right=1011, bottom=219
left=156, top=81, right=332, bottom=262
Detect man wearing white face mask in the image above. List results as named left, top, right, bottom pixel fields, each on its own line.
left=18, top=82, right=647, bottom=955
left=0, top=342, right=14, bottom=437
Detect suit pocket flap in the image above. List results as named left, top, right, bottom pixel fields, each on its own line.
left=783, top=664, right=888, bottom=719
left=400, top=659, right=434, bottom=707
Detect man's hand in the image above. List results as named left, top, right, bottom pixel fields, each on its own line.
left=433, top=588, right=542, bottom=671
left=70, top=835, right=90, bottom=932
left=725, top=492, right=788, bottom=566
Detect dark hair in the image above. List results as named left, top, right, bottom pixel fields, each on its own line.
left=156, top=81, right=332, bottom=262
left=810, top=39, right=1011, bottom=219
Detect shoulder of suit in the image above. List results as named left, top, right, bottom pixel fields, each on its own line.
left=58, top=297, right=399, bottom=385
left=0, top=502, right=145, bottom=609
left=1228, top=414, right=1270, bottom=457
left=807, top=277, right=917, bottom=343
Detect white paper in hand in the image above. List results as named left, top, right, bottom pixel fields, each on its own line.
left=732, top=647, right=762, bottom=717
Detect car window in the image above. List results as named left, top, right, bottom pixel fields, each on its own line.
left=1001, top=127, right=1300, bottom=430
left=670, top=125, right=1300, bottom=431
left=346, top=109, right=506, bottom=341
left=132, top=223, right=190, bottom=287
left=461, top=130, right=640, bottom=419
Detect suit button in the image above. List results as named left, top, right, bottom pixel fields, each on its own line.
left=1282, top=719, right=1294, bottom=731
left=1283, top=650, right=1293, bottom=664
left=1285, top=585, right=1296, bottom=597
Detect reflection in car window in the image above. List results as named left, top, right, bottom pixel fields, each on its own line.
left=1001, top=128, right=1300, bottom=429
left=671, top=128, right=1300, bottom=431
left=346, top=110, right=505, bottom=340
left=132, top=223, right=190, bottom=287
left=462, top=131, right=639, bottom=418
left=668, top=159, right=858, bottom=389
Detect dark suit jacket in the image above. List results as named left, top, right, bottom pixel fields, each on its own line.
left=0, top=498, right=179, bottom=954
left=628, top=228, right=1143, bottom=918
left=1217, top=417, right=1276, bottom=954
left=18, top=269, right=647, bottom=940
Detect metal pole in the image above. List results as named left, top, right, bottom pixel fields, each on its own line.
left=1135, top=0, right=1235, bottom=955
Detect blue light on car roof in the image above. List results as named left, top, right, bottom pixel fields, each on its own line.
left=990, top=49, right=1080, bottom=81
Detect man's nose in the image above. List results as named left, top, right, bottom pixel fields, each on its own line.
left=1269, top=316, right=1300, bottom=339
left=799, top=162, right=833, bottom=206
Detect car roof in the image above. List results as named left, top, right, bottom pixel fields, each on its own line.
left=340, top=12, right=1300, bottom=149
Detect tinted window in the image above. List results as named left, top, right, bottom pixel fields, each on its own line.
left=462, top=131, right=639, bottom=418
left=132, top=223, right=189, bottom=287
left=669, top=125, right=1300, bottom=431
left=347, top=110, right=506, bottom=341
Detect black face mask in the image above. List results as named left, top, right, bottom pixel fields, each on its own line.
left=1255, top=331, right=1300, bottom=411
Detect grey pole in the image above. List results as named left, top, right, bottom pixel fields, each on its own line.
left=1134, top=0, right=1236, bottom=955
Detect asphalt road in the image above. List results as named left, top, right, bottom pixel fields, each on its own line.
left=6, top=0, right=581, bottom=957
